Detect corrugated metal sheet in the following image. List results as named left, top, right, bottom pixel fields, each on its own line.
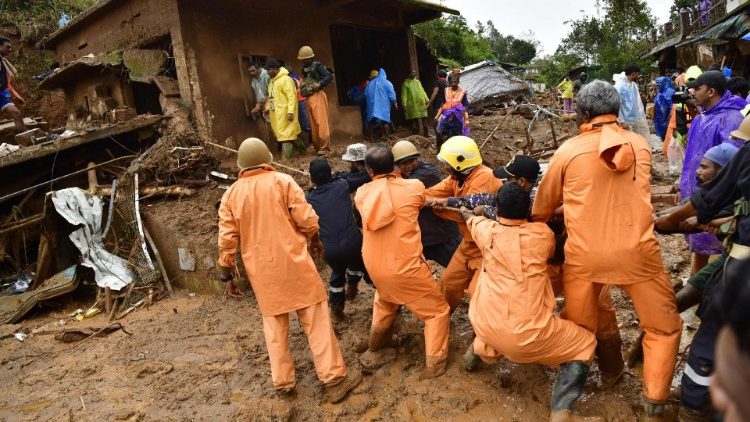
left=459, top=61, right=529, bottom=103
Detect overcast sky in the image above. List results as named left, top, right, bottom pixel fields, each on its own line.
left=440, top=0, right=673, bottom=56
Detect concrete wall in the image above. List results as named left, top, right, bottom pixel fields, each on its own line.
left=51, top=0, right=180, bottom=66
left=63, top=71, right=132, bottom=115
left=176, top=0, right=417, bottom=144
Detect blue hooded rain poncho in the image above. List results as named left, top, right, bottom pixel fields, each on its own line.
left=365, top=68, right=397, bottom=125
left=653, top=76, right=675, bottom=139
left=680, top=90, right=745, bottom=255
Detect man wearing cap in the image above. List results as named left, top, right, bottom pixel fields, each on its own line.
left=655, top=129, right=746, bottom=420
left=459, top=183, right=600, bottom=422
left=392, top=140, right=460, bottom=267
left=355, top=145, right=451, bottom=378
left=532, top=81, right=682, bottom=420
left=306, top=158, right=371, bottom=320
left=681, top=70, right=744, bottom=275
left=263, top=59, right=304, bottom=160
left=335, top=143, right=371, bottom=193
left=424, top=136, right=501, bottom=313
left=298, top=46, right=334, bottom=155
left=217, top=138, right=361, bottom=402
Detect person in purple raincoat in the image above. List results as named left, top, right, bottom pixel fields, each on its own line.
left=681, top=70, right=744, bottom=274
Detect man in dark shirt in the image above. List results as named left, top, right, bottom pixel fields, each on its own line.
left=306, top=159, right=371, bottom=320
left=392, top=140, right=460, bottom=267
left=298, top=45, right=334, bottom=155
left=428, top=70, right=448, bottom=147
left=655, top=134, right=750, bottom=420
left=334, top=143, right=371, bottom=193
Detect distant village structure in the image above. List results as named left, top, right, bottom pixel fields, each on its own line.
left=37, top=0, right=459, bottom=145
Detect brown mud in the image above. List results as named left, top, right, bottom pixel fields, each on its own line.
left=0, top=112, right=694, bottom=421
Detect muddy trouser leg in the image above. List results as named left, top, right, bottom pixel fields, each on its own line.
left=326, top=253, right=347, bottom=312
left=595, top=285, right=625, bottom=384
left=680, top=257, right=733, bottom=415
left=404, top=288, right=450, bottom=370
left=308, top=91, right=330, bottom=152
left=261, top=312, right=295, bottom=390
left=438, top=243, right=478, bottom=314
left=296, top=300, right=348, bottom=385
left=370, top=291, right=399, bottom=350
left=346, top=249, right=371, bottom=286
left=620, top=273, right=682, bottom=404
left=422, top=237, right=460, bottom=268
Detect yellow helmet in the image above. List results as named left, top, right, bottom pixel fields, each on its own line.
left=297, top=46, right=315, bottom=60
left=437, top=136, right=482, bottom=171
left=237, top=138, right=273, bottom=169
left=731, top=113, right=750, bottom=141
left=392, top=140, right=420, bottom=162
left=685, top=65, right=702, bottom=82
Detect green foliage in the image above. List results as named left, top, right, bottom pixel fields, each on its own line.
left=553, top=0, right=656, bottom=80
left=0, top=0, right=98, bottom=41
left=414, top=16, right=538, bottom=67
left=669, top=0, right=697, bottom=23
left=533, top=52, right=585, bottom=86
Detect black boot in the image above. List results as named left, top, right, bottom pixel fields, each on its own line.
left=551, top=361, right=588, bottom=411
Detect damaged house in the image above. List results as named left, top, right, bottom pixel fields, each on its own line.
left=37, top=0, right=459, bottom=144
left=0, top=0, right=459, bottom=324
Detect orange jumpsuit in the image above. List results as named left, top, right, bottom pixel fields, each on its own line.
left=425, top=165, right=502, bottom=312
left=218, top=165, right=347, bottom=390
left=531, top=114, right=682, bottom=402
left=355, top=173, right=450, bottom=369
left=468, top=216, right=596, bottom=365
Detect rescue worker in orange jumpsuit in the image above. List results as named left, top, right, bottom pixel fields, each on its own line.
left=217, top=138, right=361, bottom=402
left=355, top=145, right=451, bottom=378
left=531, top=81, right=682, bottom=421
left=460, top=183, right=600, bottom=422
left=424, top=136, right=502, bottom=313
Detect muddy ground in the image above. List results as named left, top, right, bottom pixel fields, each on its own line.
left=0, top=112, right=695, bottom=421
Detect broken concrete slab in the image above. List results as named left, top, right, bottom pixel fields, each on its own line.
left=122, top=49, right=167, bottom=83
left=178, top=248, right=196, bottom=271
left=153, top=76, right=181, bottom=97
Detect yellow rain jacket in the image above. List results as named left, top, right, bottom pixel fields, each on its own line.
left=266, top=67, right=301, bottom=142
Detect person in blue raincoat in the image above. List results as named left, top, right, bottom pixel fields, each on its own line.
left=364, top=68, right=397, bottom=140
left=654, top=75, right=675, bottom=140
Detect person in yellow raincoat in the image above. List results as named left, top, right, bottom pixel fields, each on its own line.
left=217, top=138, right=361, bottom=402
left=263, top=59, right=303, bottom=160
left=401, top=69, right=430, bottom=137
left=460, top=182, right=599, bottom=422
left=531, top=81, right=682, bottom=420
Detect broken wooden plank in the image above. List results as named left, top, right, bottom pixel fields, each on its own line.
left=0, top=114, right=161, bottom=169
left=143, top=224, right=174, bottom=298
left=0, top=214, right=44, bottom=236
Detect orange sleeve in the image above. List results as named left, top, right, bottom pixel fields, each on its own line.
left=425, top=176, right=454, bottom=198
left=531, top=153, right=565, bottom=223
left=217, top=189, right=239, bottom=268
left=467, top=216, right=494, bottom=250
left=284, top=176, right=319, bottom=237
left=662, top=106, right=677, bottom=157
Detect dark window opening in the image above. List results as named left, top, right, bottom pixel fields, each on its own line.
left=329, top=24, right=411, bottom=110
left=131, top=82, right=162, bottom=115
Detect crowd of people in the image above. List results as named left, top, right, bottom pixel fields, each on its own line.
left=247, top=47, right=471, bottom=158
left=219, top=59, right=750, bottom=421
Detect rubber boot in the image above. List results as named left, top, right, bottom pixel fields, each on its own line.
left=677, top=405, right=710, bottom=422
left=462, top=342, right=480, bottom=372
left=642, top=400, right=667, bottom=421
left=281, top=142, right=294, bottom=160
left=345, top=282, right=359, bottom=302
left=596, top=335, right=625, bottom=389
left=325, top=369, right=363, bottom=403
left=550, top=361, right=602, bottom=421
left=421, top=356, right=447, bottom=379
left=360, top=325, right=397, bottom=370
left=331, top=300, right=346, bottom=322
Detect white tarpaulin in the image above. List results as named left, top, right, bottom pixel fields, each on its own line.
left=51, top=188, right=134, bottom=291
left=460, top=61, right=529, bottom=104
